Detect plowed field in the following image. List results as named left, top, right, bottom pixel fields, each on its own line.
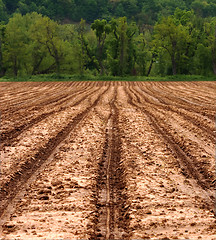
left=0, top=81, right=215, bottom=240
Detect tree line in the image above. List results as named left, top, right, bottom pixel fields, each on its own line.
left=0, top=10, right=215, bottom=77
left=1, top=0, right=216, bottom=24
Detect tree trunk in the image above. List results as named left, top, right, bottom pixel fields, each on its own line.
left=171, top=55, right=177, bottom=75
left=80, top=41, right=85, bottom=75
left=0, top=36, right=5, bottom=77
left=213, top=61, right=216, bottom=75
left=99, top=54, right=104, bottom=75
left=83, top=40, right=100, bottom=73
left=35, top=63, right=56, bottom=75
left=119, top=35, right=125, bottom=76
left=56, top=58, right=60, bottom=75
left=212, top=25, right=216, bottom=75
left=97, top=37, right=104, bottom=75
left=213, top=45, right=216, bottom=75
left=0, top=37, right=2, bottom=73
left=32, top=55, right=44, bottom=75
left=147, top=59, right=154, bottom=76
left=13, top=57, right=18, bottom=76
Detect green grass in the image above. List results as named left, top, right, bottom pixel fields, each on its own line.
left=0, top=74, right=215, bottom=82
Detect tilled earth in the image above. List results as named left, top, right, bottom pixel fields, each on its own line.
left=0, top=81, right=215, bottom=240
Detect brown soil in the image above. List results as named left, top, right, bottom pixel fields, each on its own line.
left=0, top=81, right=215, bottom=240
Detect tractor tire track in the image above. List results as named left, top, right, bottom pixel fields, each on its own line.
left=124, top=87, right=215, bottom=211
left=91, top=91, right=130, bottom=240
left=0, top=87, right=99, bottom=148
left=140, top=83, right=216, bottom=121
left=139, top=83, right=215, bottom=126
left=0, top=86, right=109, bottom=219
left=0, top=83, right=89, bottom=125
left=0, top=84, right=89, bottom=114
left=130, top=85, right=215, bottom=143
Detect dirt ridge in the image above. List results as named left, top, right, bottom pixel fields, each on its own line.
left=130, top=85, right=215, bottom=142
left=0, top=87, right=109, bottom=218
left=125, top=87, right=215, bottom=211
left=0, top=87, right=98, bottom=147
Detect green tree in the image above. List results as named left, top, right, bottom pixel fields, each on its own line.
left=3, top=12, right=72, bottom=76
left=137, top=0, right=161, bottom=25
left=107, top=17, right=137, bottom=76
left=0, top=24, right=6, bottom=76
left=153, top=11, right=193, bottom=75
left=76, top=19, right=89, bottom=75
left=193, top=43, right=212, bottom=75
left=158, top=0, right=187, bottom=17
left=0, top=0, right=8, bottom=21
left=4, top=13, right=30, bottom=76
left=17, top=0, right=29, bottom=14
left=204, top=18, right=216, bottom=74
left=3, top=0, right=19, bottom=13
left=76, top=19, right=100, bottom=74
left=191, top=0, right=216, bottom=18
left=27, top=13, right=50, bottom=74
left=91, top=19, right=111, bottom=74
left=135, top=29, right=154, bottom=76
left=30, top=15, right=69, bottom=74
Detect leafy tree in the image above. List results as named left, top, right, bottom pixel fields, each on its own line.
left=134, top=33, right=147, bottom=75
left=3, top=12, right=73, bottom=76
left=91, top=19, right=111, bottom=74
left=153, top=11, right=193, bottom=75
left=0, top=0, right=8, bottom=22
left=27, top=13, right=50, bottom=74
left=0, top=24, right=6, bottom=76
left=4, top=13, right=30, bottom=76
left=137, top=0, right=161, bottom=25
left=135, top=29, right=154, bottom=76
left=107, top=17, right=137, bottom=76
left=1, top=1, right=216, bottom=77
left=191, top=0, right=216, bottom=18
left=30, top=15, right=69, bottom=74
left=204, top=18, right=216, bottom=74
left=114, top=3, right=126, bottom=17
left=17, top=0, right=30, bottom=14
left=76, top=19, right=87, bottom=75
left=74, top=0, right=105, bottom=22
left=172, top=9, right=201, bottom=74
left=3, top=0, right=19, bottom=13
left=193, top=43, right=212, bottom=75
left=157, top=0, right=187, bottom=17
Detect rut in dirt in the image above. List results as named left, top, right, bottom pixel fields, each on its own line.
left=130, top=85, right=215, bottom=143
left=91, top=92, right=130, bottom=240
left=0, top=87, right=99, bottom=148
left=0, top=87, right=109, bottom=219
left=124, top=86, right=215, bottom=212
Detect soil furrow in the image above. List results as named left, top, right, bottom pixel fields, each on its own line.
left=0, top=84, right=89, bottom=125
left=1, top=84, right=88, bottom=114
left=130, top=85, right=215, bottom=142
left=0, top=81, right=215, bottom=240
left=0, top=87, right=99, bottom=148
left=125, top=87, right=215, bottom=210
left=91, top=91, right=130, bottom=239
left=141, top=83, right=216, bottom=120
left=0, top=86, right=65, bottom=110
left=142, top=84, right=215, bottom=121
left=0, top=87, right=109, bottom=219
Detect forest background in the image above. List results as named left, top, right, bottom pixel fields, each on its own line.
left=0, top=0, right=216, bottom=77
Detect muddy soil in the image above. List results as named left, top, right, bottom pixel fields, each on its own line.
left=0, top=81, right=215, bottom=240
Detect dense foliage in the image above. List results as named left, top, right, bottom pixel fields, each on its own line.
left=1, top=0, right=216, bottom=23
left=0, top=2, right=215, bottom=77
